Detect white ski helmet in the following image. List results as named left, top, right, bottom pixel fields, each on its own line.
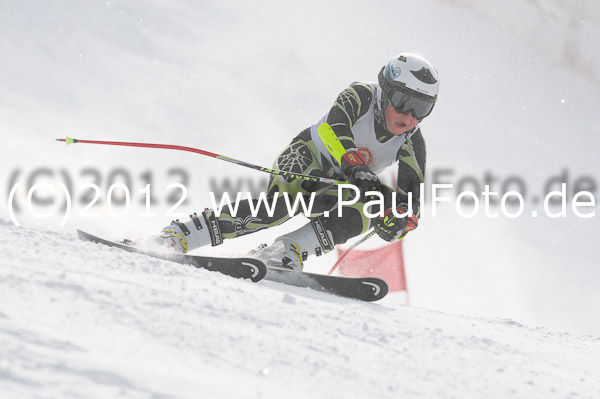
left=377, top=53, right=439, bottom=120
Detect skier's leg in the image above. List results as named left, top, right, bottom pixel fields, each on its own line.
left=315, top=184, right=397, bottom=242
left=160, top=129, right=334, bottom=253
left=249, top=215, right=335, bottom=270
left=218, top=128, right=333, bottom=237
left=252, top=184, right=394, bottom=269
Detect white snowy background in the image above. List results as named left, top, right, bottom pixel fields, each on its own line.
left=1, top=0, right=600, bottom=398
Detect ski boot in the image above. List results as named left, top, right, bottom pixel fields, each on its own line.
left=249, top=238, right=305, bottom=270
left=159, top=210, right=223, bottom=253
left=249, top=218, right=335, bottom=270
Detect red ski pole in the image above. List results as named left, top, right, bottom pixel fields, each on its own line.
left=56, top=136, right=346, bottom=186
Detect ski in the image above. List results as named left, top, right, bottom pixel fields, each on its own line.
left=263, top=267, right=389, bottom=302
left=77, top=230, right=386, bottom=299
left=77, top=230, right=267, bottom=282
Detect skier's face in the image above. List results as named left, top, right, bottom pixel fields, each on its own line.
left=384, top=101, right=418, bottom=135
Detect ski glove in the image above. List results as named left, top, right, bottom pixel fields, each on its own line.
left=340, top=151, right=381, bottom=202
left=374, top=206, right=418, bottom=241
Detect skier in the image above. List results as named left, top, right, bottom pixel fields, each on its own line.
left=160, top=53, right=439, bottom=270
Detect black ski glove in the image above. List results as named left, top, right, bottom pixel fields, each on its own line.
left=374, top=206, right=418, bottom=241
left=340, top=151, right=381, bottom=202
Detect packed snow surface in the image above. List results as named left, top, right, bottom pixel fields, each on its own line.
left=1, top=0, right=600, bottom=396
left=1, top=223, right=599, bottom=399
left=2, top=0, right=599, bottom=337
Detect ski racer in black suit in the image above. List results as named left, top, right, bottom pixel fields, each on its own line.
left=160, top=53, right=439, bottom=270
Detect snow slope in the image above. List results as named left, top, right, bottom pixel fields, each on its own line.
left=1, top=0, right=599, bottom=338
left=1, top=1, right=600, bottom=395
left=1, top=222, right=599, bottom=399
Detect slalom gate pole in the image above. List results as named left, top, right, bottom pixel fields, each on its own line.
left=56, top=136, right=346, bottom=186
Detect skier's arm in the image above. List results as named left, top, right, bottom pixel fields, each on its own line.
left=373, top=129, right=426, bottom=242
left=395, top=129, right=426, bottom=218
left=326, top=83, right=380, bottom=201
left=326, top=83, right=374, bottom=152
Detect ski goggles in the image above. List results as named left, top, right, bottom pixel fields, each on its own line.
left=387, top=89, right=436, bottom=120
